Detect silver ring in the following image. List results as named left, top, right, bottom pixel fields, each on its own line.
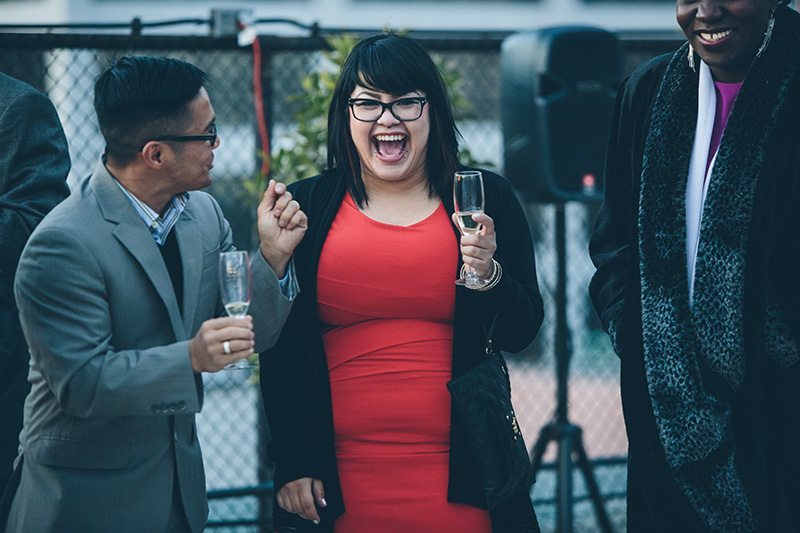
left=222, top=341, right=231, bottom=355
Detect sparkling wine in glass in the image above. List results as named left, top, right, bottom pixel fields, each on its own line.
left=219, top=250, right=253, bottom=370
left=455, top=211, right=483, bottom=235
left=453, top=170, right=485, bottom=288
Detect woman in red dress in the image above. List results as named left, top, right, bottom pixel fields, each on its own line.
left=260, top=34, right=544, bottom=532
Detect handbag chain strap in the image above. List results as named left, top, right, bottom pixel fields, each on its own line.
left=484, top=312, right=499, bottom=355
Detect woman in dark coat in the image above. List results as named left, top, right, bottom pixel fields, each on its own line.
left=590, top=1, right=800, bottom=531
left=260, top=34, right=544, bottom=532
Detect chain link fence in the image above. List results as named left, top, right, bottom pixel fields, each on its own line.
left=0, top=28, right=680, bottom=532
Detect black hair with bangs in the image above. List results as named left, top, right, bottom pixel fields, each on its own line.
left=327, top=33, right=461, bottom=205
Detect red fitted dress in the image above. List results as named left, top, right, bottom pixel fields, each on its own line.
left=317, top=193, right=492, bottom=533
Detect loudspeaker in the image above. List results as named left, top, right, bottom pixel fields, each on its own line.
left=501, top=27, right=623, bottom=203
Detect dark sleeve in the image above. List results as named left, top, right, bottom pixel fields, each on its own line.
left=588, top=72, right=644, bottom=358
left=766, top=88, right=800, bottom=350
left=0, top=86, right=70, bottom=296
left=463, top=173, right=544, bottom=353
left=260, top=303, right=322, bottom=488
left=259, top=177, right=325, bottom=488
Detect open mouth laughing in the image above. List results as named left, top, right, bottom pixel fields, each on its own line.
left=373, top=133, right=408, bottom=162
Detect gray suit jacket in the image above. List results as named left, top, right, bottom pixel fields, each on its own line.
left=6, top=162, right=292, bottom=532
left=0, top=73, right=70, bottom=493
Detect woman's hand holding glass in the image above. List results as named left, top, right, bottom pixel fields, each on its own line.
left=453, top=211, right=497, bottom=285
left=452, top=171, right=497, bottom=288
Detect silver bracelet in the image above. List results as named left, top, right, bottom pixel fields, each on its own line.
left=474, top=259, right=502, bottom=291
left=463, top=258, right=502, bottom=291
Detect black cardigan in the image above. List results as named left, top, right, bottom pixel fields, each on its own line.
left=260, top=167, right=544, bottom=529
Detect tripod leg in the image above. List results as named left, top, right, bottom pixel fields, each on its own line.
left=573, top=435, right=613, bottom=533
left=557, top=427, right=574, bottom=533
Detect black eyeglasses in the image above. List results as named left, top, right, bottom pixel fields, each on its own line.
left=140, top=123, right=217, bottom=151
left=347, top=97, right=428, bottom=122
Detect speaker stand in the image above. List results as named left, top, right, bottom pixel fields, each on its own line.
left=529, top=204, right=613, bottom=533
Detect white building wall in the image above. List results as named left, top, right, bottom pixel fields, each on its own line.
left=1, top=0, right=70, bottom=22
left=2, top=0, right=679, bottom=33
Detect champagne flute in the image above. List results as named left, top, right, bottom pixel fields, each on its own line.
left=453, top=170, right=485, bottom=288
left=219, top=250, right=254, bottom=370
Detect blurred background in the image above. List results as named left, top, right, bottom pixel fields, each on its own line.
left=0, top=1, right=697, bottom=531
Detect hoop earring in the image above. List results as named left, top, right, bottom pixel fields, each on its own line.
left=687, top=44, right=696, bottom=72
left=756, top=11, right=776, bottom=58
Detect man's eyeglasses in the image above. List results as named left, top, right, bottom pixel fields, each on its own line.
left=140, top=124, right=217, bottom=151
left=347, top=97, right=428, bottom=122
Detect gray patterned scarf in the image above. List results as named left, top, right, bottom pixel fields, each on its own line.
left=637, top=7, right=800, bottom=531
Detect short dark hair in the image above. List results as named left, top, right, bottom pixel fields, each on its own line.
left=94, top=56, right=209, bottom=165
left=327, top=34, right=461, bottom=205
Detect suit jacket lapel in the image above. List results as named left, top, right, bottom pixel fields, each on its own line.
left=91, top=162, right=186, bottom=340
left=174, top=207, right=202, bottom=333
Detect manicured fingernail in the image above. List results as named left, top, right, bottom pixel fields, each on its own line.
left=313, top=520, right=320, bottom=525
left=321, top=498, right=327, bottom=507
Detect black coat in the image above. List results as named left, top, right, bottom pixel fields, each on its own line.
left=589, top=7, right=800, bottom=532
left=260, top=167, right=544, bottom=531
left=0, top=73, right=69, bottom=493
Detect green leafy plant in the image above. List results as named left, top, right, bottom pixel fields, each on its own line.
left=270, top=35, right=357, bottom=186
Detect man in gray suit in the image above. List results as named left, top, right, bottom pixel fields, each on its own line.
left=3, top=56, right=306, bottom=532
left=0, top=72, right=70, bottom=495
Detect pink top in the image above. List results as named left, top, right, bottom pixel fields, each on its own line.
left=706, top=80, right=744, bottom=172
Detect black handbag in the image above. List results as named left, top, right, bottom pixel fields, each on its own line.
left=447, top=327, right=534, bottom=509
